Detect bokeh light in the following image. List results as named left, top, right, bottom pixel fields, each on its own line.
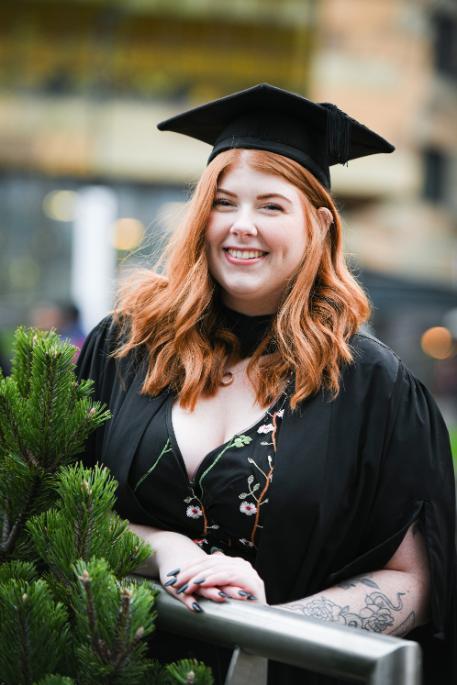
left=42, top=190, right=78, bottom=222
left=112, top=218, right=145, bottom=251
left=421, top=326, right=454, bottom=360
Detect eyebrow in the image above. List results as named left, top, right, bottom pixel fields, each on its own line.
left=216, top=188, right=292, bottom=204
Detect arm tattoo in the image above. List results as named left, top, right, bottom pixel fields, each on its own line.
left=337, top=576, right=380, bottom=590
left=286, top=591, right=413, bottom=634
left=394, top=611, right=416, bottom=637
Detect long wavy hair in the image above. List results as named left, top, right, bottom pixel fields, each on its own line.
left=113, top=148, right=371, bottom=410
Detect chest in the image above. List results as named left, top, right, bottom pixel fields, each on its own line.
left=171, top=363, right=270, bottom=480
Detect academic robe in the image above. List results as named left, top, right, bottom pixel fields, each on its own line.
left=76, top=315, right=457, bottom=685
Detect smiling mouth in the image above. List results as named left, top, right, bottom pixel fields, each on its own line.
left=223, top=248, right=268, bottom=260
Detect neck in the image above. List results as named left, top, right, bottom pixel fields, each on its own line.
left=221, top=296, right=278, bottom=317
left=219, top=301, right=276, bottom=358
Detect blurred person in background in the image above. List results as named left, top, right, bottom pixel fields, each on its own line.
left=76, top=84, right=457, bottom=685
left=31, top=301, right=85, bottom=358
left=0, top=351, right=11, bottom=376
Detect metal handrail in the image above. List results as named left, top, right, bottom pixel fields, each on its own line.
left=152, top=584, right=421, bottom=685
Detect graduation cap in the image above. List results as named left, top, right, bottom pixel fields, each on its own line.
left=157, top=83, right=395, bottom=189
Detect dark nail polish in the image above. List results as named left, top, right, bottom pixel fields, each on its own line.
left=238, top=590, right=249, bottom=597
left=176, top=583, right=189, bottom=594
left=193, top=577, right=206, bottom=585
left=247, top=594, right=257, bottom=600
left=166, top=568, right=180, bottom=577
left=192, top=601, right=204, bottom=613
left=163, top=577, right=177, bottom=587
left=218, top=591, right=228, bottom=598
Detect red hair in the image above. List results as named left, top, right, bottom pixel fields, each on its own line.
left=114, top=148, right=371, bottom=410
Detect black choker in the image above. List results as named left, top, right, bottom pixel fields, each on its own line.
left=220, top=303, right=276, bottom=359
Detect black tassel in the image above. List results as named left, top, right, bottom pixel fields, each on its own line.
left=321, top=103, right=351, bottom=165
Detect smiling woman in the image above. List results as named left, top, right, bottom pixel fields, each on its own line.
left=206, top=158, right=312, bottom=315
left=76, top=84, right=457, bottom=685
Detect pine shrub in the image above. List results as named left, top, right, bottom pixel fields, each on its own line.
left=0, top=328, right=213, bottom=685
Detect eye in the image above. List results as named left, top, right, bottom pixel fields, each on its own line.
left=263, top=203, right=283, bottom=212
left=212, top=198, right=233, bottom=208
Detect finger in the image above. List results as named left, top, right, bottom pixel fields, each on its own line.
left=175, top=559, right=251, bottom=589
left=191, top=571, right=259, bottom=595
left=195, top=586, right=230, bottom=602
left=163, top=584, right=204, bottom=613
left=220, top=584, right=259, bottom=601
left=172, top=576, right=227, bottom=602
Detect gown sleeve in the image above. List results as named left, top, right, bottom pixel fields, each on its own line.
left=75, top=315, right=118, bottom=467
left=364, top=361, right=457, bottom=681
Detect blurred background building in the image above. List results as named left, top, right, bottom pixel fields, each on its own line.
left=0, top=0, right=456, bottom=435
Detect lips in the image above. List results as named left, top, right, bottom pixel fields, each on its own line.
left=223, top=247, right=268, bottom=259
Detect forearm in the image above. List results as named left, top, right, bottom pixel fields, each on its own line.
left=129, top=523, right=206, bottom=578
left=278, top=570, right=430, bottom=636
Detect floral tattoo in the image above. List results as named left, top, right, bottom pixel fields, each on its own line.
left=286, top=591, right=414, bottom=634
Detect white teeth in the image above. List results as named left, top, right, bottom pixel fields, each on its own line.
left=226, top=249, right=266, bottom=259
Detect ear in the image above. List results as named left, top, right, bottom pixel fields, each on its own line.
left=317, top=207, right=333, bottom=237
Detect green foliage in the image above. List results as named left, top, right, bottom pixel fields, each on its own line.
left=27, top=464, right=151, bottom=601
left=0, top=328, right=111, bottom=563
left=161, top=659, right=215, bottom=685
left=0, top=560, right=37, bottom=584
left=0, top=578, right=69, bottom=685
left=72, top=558, right=157, bottom=685
left=34, top=677, right=75, bottom=685
left=0, top=327, right=214, bottom=685
left=449, top=427, right=457, bottom=464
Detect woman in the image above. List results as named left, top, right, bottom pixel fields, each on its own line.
left=76, top=84, right=457, bottom=684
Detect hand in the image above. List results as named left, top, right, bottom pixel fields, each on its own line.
left=163, top=551, right=266, bottom=612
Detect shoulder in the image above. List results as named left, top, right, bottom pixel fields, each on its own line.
left=85, top=313, right=120, bottom=346
left=349, top=331, right=401, bottom=379
left=81, top=313, right=133, bottom=357
left=76, top=313, right=132, bottom=381
left=337, top=331, right=405, bottom=404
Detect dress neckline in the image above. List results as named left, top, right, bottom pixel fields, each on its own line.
left=166, top=391, right=286, bottom=486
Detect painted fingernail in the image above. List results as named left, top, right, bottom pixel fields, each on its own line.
left=193, top=577, right=206, bottom=585
left=218, top=591, right=228, bottom=598
left=166, top=568, right=180, bottom=577
left=163, top=577, right=177, bottom=587
left=176, top=583, right=189, bottom=594
left=238, top=590, right=249, bottom=597
left=247, top=594, right=257, bottom=600
left=192, top=601, right=204, bottom=613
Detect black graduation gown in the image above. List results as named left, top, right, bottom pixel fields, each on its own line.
left=76, top=316, right=457, bottom=685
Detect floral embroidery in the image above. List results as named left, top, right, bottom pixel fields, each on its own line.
left=193, top=538, right=208, bottom=547
left=257, top=423, right=274, bottom=434
left=176, top=381, right=290, bottom=553
left=134, top=438, right=173, bottom=492
left=184, top=489, right=208, bottom=532
left=239, top=538, right=256, bottom=548
left=186, top=504, right=203, bottom=518
left=240, top=501, right=257, bottom=516
left=197, top=434, right=252, bottom=499
left=237, top=395, right=287, bottom=546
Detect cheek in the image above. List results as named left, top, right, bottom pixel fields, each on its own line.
left=205, top=219, right=224, bottom=249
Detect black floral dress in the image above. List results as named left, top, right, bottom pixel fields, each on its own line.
left=128, top=382, right=290, bottom=563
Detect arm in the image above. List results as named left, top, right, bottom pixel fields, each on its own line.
left=129, top=522, right=207, bottom=578
left=278, top=524, right=430, bottom=637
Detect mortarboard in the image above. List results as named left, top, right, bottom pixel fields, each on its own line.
left=157, top=83, right=395, bottom=189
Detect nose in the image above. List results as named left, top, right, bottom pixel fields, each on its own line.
left=229, top=208, right=258, bottom=236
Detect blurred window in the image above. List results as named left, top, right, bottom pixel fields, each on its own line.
left=0, top=174, right=185, bottom=331
left=423, top=147, right=448, bottom=203
left=432, top=11, right=457, bottom=81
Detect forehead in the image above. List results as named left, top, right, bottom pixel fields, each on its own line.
left=217, top=161, right=299, bottom=197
